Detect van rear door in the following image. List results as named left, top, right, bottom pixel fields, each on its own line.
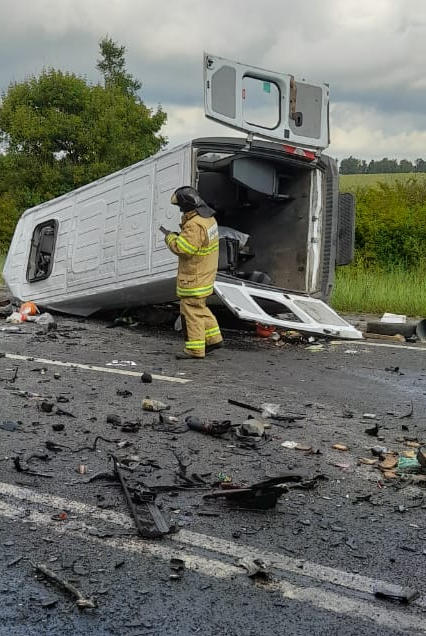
left=204, top=53, right=329, bottom=151
left=214, top=276, right=362, bottom=340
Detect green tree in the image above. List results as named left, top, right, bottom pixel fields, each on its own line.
left=0, top=38, right=167, bottom=248
left=97, top=36, right=142, bottom=96
left=339, top=156, right=363, bottom=174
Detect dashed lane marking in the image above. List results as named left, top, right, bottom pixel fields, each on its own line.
left=3, top=352, right=190, bottom=384
left=331, top=340, right=426, bottom=352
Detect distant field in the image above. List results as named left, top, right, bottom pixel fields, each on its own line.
left=339, top=172, right=426, bottom=189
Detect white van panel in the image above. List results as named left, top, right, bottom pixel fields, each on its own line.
left=3, top=143, right=192, bottom=311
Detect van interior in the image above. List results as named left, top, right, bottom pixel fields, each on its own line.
left=196, top=150, right=315, bottom=293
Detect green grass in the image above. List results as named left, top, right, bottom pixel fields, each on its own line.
left=331, top=266, right=426, bottom=316
left=340, top=172, right=426, bottom=190
left=0, top=252, right=6, bottom=284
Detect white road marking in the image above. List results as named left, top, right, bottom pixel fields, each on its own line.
left=0, top=496, right=425, bottom=632
left=3, top=352, right=190, bottom=384
left=331, top=340, right=426, bottom=352
left=0, top=480, right=425, bottom=630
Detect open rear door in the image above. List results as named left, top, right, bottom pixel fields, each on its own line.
left=204, top=53, right=329, bottom=151
left=214, top=278, right=362, bottom=340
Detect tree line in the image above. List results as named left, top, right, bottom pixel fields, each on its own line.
left=0, top=37, right=167, bottom=249
left=339, top=156, right=426, bottom=174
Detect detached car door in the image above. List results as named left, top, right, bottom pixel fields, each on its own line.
left=204, top=52, right=329, bottom=151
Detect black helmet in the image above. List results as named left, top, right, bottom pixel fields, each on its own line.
left=171, top=186, right=216, bottom=218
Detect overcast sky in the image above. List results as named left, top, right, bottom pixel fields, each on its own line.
left=1, top=0, right=426, bottom=160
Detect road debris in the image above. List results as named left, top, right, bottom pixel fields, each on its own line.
left=32, top=562, right=96, bottom=609
left=141, top=372, right=153, bottom=383
left=169, top=558, right=185, bottom=580
left=228, top=398, right=304, bottom=423
left=237, top=557, right=270, bottom=580
left=13, top=456, right=52, bottom=478
left=379, top=454, right=398, bottom=471
left=107, top=414, right=122, bottom=426
left=111, top=454, right=176, bottom=538
left=142, top=398, right=170, bottom=412
left=0, top=420, right=19, bottom=432
left=185, top=416, right=231, bottom=436
left=417, top=447, right=426, bottom=471
left=332, top=444, right=348, bottom=451
left=397, top=457, right=421, bottom=473
left=305, top=344, right=325, bottom=352
left=204, top=474, right=305, bottom=510
left=364, top=332, right=406, bottom=343
left=373, top=582, right=419, bottom=604
left=281, top=441, right=298, bottom=449
left=240, top=418, right=265, bottom=437
left=364, top=422, right=380, bottom=437
left=74, top=436, right=118, bottom=453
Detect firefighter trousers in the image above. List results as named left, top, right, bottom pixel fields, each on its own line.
left=180, top=297, right=223, bottom=358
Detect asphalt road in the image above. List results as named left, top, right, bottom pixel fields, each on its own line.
left=0, top=312, right=425, bottom=636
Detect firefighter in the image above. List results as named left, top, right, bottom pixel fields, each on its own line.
left=164, top=186, right=223, bottom=359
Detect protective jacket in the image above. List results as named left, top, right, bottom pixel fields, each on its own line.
left=165, top=211, right=219, bottom=298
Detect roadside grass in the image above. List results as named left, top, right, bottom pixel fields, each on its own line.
left=340, top=172, right=426, bottom=190
left=0, top=252, right=5, bottom=284
left=331, top=266, right=426, bottom=316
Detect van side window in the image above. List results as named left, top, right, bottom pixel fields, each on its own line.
left=26, top=220, right=58, bottom=282
left=242, top=76, right=280, bottom=129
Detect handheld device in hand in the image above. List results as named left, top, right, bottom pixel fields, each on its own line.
left=159, top=225, right=169, bottom=235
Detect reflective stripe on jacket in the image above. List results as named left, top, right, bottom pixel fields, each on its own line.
left=165, top=211, right=219, bottom=298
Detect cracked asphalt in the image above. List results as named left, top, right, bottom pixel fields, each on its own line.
left=0, top=308, right=426, bottom=635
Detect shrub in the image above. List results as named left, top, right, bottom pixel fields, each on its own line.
left=349, top=179, right=426, bottom=269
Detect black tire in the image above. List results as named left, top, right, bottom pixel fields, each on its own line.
left=366, top=322, right=417, bottom=338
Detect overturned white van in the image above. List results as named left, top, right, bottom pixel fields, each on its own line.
left=3, top=53, right=361, bottom=339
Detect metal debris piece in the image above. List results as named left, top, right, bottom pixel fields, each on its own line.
left=228, top=399, right=304, bottom=423
left=110, top=454, right=175, bottom=538
left=374, top=582, right=419, bottom=604
left=33, top=562, right=96, bottom=609
left=204, top=474, right=305, bottom=510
